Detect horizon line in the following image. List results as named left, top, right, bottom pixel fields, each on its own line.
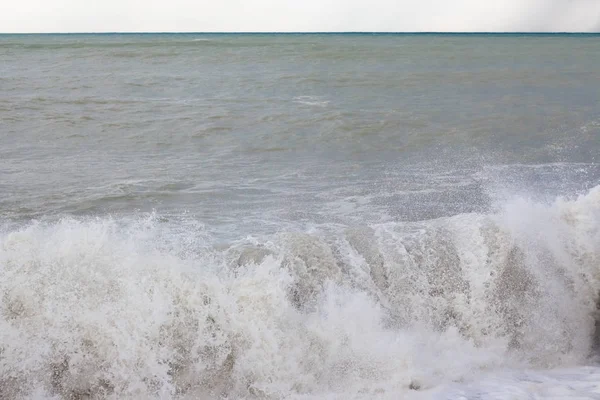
left=1, top=31, right=599, bottom=35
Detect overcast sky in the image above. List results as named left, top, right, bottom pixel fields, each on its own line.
left=1, top=0, right=599, bottom=33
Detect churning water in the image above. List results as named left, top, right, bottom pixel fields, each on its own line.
left=1, top=33, right=600, bottom=399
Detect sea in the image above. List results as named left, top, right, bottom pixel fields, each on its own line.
left=1, top=33, right=599, bottom=399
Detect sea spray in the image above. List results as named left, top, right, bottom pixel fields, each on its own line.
left=0, top=186, right=599, bottom=399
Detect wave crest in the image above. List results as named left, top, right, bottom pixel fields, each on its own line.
left=1, top=186, right=599, bottom=398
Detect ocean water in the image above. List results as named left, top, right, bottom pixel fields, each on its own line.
left=1, top=33, right=600, bottom=399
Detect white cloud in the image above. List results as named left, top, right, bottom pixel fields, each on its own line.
left=1, top=0, right=599, bottom=33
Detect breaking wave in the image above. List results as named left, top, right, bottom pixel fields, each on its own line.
left=1, top=185, right=599, bottom=399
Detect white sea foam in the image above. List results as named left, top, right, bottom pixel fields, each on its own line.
left=1, top=186, right=599, bottom=399
left=293, top=96, right=330, bottom=107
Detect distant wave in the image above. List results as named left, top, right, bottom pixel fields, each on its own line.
left=1, top=185, right=599, bottom=398
left=293, top=95, right=330, bottom=107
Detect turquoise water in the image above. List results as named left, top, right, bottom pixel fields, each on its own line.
left=1, top=34, right=599, bottom=399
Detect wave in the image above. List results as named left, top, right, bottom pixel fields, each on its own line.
left=1, top=186, right=599, bottom=398
left=293, top=96, right=331, bottom=107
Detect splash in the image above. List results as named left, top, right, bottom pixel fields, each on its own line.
left=0, top=186, right=599, bottom=399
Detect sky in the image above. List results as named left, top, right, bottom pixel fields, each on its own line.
left=1, top=0, right=599, bottom=33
